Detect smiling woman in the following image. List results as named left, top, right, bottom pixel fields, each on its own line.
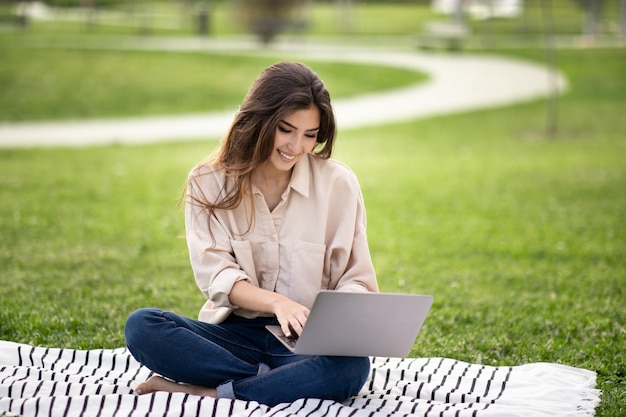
left=0, top=45, right=427, bottom=122
left=123, top=61, right=379, bottom=406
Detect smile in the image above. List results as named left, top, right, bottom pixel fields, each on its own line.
left=278, top=150, right=296, bottom=161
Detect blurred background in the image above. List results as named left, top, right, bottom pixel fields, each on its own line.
left=1, top=0, right=624, bottom=123
left=1, top=0, right=624, bottom=48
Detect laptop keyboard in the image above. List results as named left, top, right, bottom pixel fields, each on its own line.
left=278, top=334, right=299, bottom=349
left=282, top=324, right=300, bottom=349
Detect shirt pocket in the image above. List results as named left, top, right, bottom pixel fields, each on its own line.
left=230, top=239, right=258, bottom=286
left=289, top=240, right=327, bottom=308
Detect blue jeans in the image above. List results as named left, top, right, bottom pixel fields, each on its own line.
left=124, top=308, right=370, bottom=406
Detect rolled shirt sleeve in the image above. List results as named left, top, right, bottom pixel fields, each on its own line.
left=185, top=170, right=254, bottom=323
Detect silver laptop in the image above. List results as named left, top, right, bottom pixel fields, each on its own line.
left=266, top=291, right=433, bottom=357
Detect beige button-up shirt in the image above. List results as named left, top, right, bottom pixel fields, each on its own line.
left=185, top=153, right=379, bottom=323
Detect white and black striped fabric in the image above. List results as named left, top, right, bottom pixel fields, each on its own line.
left=0, top=341, right=600, bottom=416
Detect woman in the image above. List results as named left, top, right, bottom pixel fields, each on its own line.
left=124, top=61, right=379, bottom=406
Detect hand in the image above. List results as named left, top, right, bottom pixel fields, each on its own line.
left=272, top=297, right=310, bottom=338
left=228, top=281, right=310, bottom=337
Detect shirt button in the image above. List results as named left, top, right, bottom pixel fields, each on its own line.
left=270, top=234, right=277, bottom=242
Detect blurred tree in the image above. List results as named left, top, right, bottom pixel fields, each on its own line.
left=621, top=0, right=626, bottom=38
left=232, top=0, right=311, bottom=44
left=2, top=0, right=28, bottom=28
left=581, top=0, right=602, bottom=41
left=541, top=0, right=559, bottom=137
left=194, top=0, right=212, bottom=35
left=336, top=0, right=354, bottom=31
left=174, top=0, right=213, bottom=35
left=573, top=0, right=626, bottom=43
left=78, top=0, right=98, bottom=29
left=46, top=0, right=125, bottom=6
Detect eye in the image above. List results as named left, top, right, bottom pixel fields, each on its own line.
left=278, top=126, right=291, bottom=133
left=305, top=133, right=317, bottom=139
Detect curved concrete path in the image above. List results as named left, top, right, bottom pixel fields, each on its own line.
left=0, top=38, right=567, bottom=148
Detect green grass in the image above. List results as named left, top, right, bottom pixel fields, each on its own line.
left=309, top=3, right=439, bottom=36
left=0, top=46, right=426, bottom=122
left=0, top=40, right=624, bottom=417
left=335, top=48, right=626, bottom=416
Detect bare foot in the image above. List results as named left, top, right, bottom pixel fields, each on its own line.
left=134, top=375, right=217, bottom=397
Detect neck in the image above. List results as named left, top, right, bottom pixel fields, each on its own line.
left=253, top=162, right=292, bottom=185
left=252, top=163, right=292, bottom=212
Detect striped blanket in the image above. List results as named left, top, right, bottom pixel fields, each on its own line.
left=0, top=341, right=600, bottom=417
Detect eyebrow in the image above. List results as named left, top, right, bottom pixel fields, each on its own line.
left=280, top=120, right=320, bottom=132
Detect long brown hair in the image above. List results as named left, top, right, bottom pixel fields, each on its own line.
left=187, top=61, right=337, bottom=232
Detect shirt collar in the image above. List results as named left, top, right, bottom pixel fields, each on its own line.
left=289, top=154, right=311, bottom=198
left=250, top=154, right=311, bottom=199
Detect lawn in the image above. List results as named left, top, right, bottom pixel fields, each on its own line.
left=0, top=25, right=624, bottom=417
left=0, top=44, right=426, bottom=122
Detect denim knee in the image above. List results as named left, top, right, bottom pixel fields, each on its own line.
left=345, top=356, right=371, bottom=396
left=324, top=356, right=371, bottom=401
left=124, top=308, right=161, bottom=353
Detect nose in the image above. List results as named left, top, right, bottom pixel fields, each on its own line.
left=286, top=133, right=304, bottom=152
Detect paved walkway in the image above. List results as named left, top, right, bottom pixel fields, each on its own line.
left=0, top=38, right=567, bottom=148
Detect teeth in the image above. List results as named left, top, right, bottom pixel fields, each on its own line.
left=278, top=150, right=295, bottom=161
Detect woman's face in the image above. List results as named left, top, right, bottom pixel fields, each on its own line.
left=267, top=106, right=321, bottom=173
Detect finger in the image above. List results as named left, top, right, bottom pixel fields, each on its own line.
left=280, top=320, right=297, bottom=338
left=296, top=310, right=309, bottom=329
left=288, top=323, right=299, bottom=338
left=289, top=321, right=302, bottom=337
left=293, top=314, right=307, bottom=333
